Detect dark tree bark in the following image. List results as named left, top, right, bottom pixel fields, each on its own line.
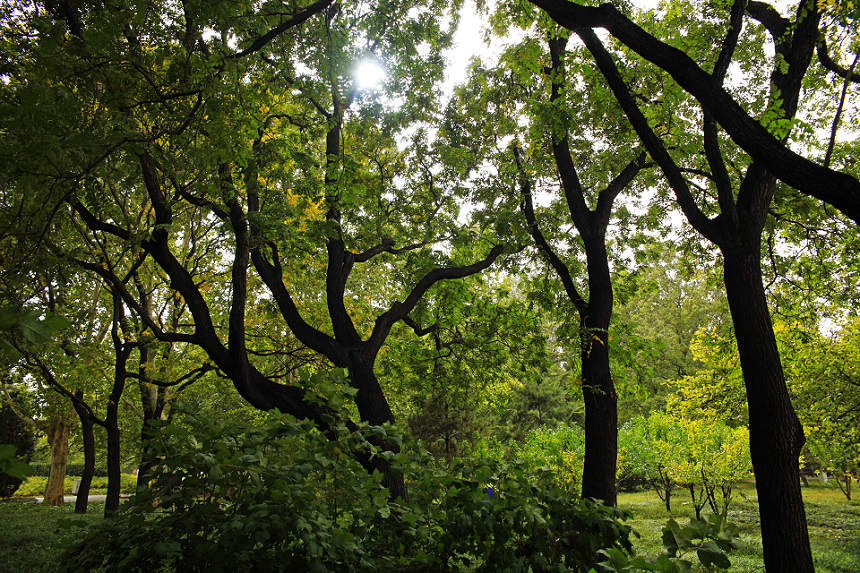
left=105, top=290, right=131, bottom=516
left=60, top=3, right=504, bottom=501
left=512, top=37, right=649, bottom=505
left=579, top=308, right=618, bottom=505
left=71, top=390, right=95, bottom=514
left=722, top=245, right=812, bottom=570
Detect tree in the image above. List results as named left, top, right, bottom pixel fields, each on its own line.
left=618, top=412, right=682, bottom=512
left=0, top=0, right=507, bottom=498
left=612, top=246, right=730, bottom=420
left=791, top=318, right=860, bottom=500
left=525, top=0, right=849, bottom=566
left=672, top=418, right=751, bottom=519
left=441, top=13, right=656, bottom=505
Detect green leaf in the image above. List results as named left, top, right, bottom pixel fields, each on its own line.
left=696, top=540, right=731, bottom=569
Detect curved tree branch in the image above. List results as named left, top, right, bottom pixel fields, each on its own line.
left=368, top=244, right=504, bottom=352
left=528, top=0, right=860, bottom=223
left=576, top=27, right=722, bottom=243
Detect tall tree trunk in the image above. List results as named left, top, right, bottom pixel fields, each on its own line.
left=580, top=240, right=618, bottom=506
left=722, top=247, right=813, bottom=572
left=71, top=392, right=95, bottom=514
left=44, top=416, right=71, bottom=506
left=348, top=358, right=407, bottom=500
left=579, top=318, right=617, bottom=506
left=104, top=418, right=121, bottom=515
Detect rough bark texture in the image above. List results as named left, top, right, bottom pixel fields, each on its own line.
left=569, top=5, right=819, bottom=565
left=44, top=416, right=71, bottom=506
left=579, top=315, right=617, bottom=505
left=722, top=247, right=813, bottom=572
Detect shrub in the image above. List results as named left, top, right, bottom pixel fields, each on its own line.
left=59, top=412, right=632, bottom=572
left=29, top=463, right=110, bottom=477
left=14, top=473, right=138, bottom=496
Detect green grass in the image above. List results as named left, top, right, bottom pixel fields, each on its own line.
left=619, top=481, right=860, bottom=572
left=0, top=500, right=104, bottom=573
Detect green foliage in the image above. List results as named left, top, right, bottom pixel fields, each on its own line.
left=13, top=474, right=137, bottom=497
left=618, top=412, right=751, bottom=517
left=517, top=424, right=585, bottom=495
left=618, top=413, right=682, bottom=507
left=594, top=514, right=740, bottom=572
left=59, top=412, right=632, bottom=572
left=0, top=390, right=36, bottom=497
left=28, top=462, right=110, bottom=478
left=790, top=318, right=860, bottom=500
left=0, top=308, right=70, bottom=358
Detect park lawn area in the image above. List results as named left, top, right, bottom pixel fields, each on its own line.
left=1, top=481, right=857, bottom=572
left=619, top=480, right=860, bottom=572
left=0, top=500, right=104, bottom=573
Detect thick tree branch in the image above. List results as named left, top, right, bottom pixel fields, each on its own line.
left=352, top=238, right=435, bottom=262
left=125, top=363, right=215, bottom=388
left=227, top=0, right=334, bottom=60
left=817, top=38, right=860, bottom=83
left=71, top=258, right=197, bottom=345
left=250, top=247, right=346, bottom=365
left=594, top=152, right=650, bottom=229
left=824, top=49, right=859, bottom=167
left=71, top=200, right=132, bottom=242
left=528, top=0, right=860, bottom=223
left=514, top=145, right=588, bottom=313
left=706, top=0, right=747, bottom=226
left=368, top=244, right=504, bottom=352
left=746, top=1, right=789, bottom=41
left=401, top=314, right=439, bottom=337
left=547, top=36, right=593, bottom=237
left=577, top=28, right=722, bottom=243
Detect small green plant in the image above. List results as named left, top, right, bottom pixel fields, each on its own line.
left=593, top=514, right=740, bottom=572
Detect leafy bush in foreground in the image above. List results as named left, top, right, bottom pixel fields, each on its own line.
left=59, top=412, right=632, bottom=572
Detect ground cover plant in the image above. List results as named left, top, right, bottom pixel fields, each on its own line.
left=2, top=479, right=857, bottom=572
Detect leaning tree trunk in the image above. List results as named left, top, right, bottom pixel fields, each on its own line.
left=43, top=416, right=71, bottom=506
left=348, top=358, right=407, bottom=500
left=71, top=392, right=95, bottom=513
left=722, top=246, right=813, bottom=572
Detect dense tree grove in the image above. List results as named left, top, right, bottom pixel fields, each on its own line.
left=0, top=0, right=857, bottom=571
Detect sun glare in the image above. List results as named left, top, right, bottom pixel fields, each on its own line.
left=354, top=59, right=386, bottom=90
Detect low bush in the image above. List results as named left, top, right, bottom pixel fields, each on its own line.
left=14, top=473, right=138, bottom=496
left=29, top=463, right=110, bottom=477
left=58, top=412, right=633, bottom=572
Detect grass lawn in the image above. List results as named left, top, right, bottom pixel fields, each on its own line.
left=0, top=500, right=104, bottom=573
left=619, top=481, right=860, bottom=572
